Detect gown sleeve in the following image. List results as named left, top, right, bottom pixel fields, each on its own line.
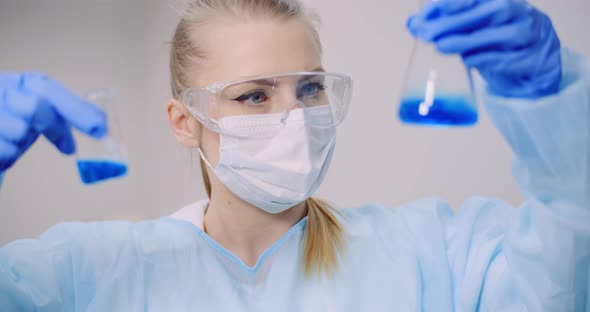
left=444, top=48, right=590, bottom=311
left=0, top=221, right=138, bottom=311
left=0, top=223, right=81, bottom=311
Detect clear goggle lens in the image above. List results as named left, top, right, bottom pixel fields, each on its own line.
left=183, top=72, right=353, bottom=134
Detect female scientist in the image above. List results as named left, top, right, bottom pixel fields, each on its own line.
left=1, top=0, right=588, bottom=310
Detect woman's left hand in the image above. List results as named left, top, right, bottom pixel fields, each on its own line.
left=407, top=0, right=562, bottom=99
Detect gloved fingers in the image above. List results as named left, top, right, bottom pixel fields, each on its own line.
left=462, top=47, right=536, bottom=73
left=408, top=0, right=530, bottom=42
left=0, top=112, right=29, bottom=144
left=0, top=73, right=21, bottom=91
left=467, top=44, right=561, bottom=98
left=40, top=113, right=76, bottom=155
left=17, top=128, right=40, bottom=153
left=0, top=138, right=19, bottom=171
left=19, top=72, right=107, bottom=139
left=421, top=0, right=480, bottom=18
left=435, top=17, right=537, bottom=55
left=0, top=88, right=42, bottom=153
left=28, top=97, right=77, bottom=155
left=5, top=88, right=76, bottom=155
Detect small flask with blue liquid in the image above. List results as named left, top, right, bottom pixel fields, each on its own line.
left=399, top=30, right=478, bottom=127
left=75, top=89, right=128, bottom=184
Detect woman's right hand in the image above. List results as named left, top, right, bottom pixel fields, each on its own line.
left=0, top=72, right=107, bottom=173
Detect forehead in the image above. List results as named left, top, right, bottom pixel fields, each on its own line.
left=193, top=16, right=322, bottom=86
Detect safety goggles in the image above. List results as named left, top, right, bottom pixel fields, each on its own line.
left=182, top=71, right=353, bottom=135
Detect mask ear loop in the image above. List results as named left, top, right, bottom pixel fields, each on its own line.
left=198, top=148, right=216, bottom=171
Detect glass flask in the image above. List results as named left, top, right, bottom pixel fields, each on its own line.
left=399, top=35, right=478, bottom=127
left=74, top=89, right=128, bottom=184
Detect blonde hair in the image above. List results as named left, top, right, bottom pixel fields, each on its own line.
left=171, top=0, right=344, bottom=278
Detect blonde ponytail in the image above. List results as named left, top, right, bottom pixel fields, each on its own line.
left=303, top=197, right=344, bottom=277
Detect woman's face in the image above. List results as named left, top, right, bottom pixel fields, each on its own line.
left=191, top=16, right=323, bottom=167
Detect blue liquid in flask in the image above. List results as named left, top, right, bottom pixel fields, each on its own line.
left=399, top=95, right=478, bottom=126
left=77, top=159, right=128, bottom=184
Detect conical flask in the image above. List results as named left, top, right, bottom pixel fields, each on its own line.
left=399, top=36, right=478, bottom=127
left=74, top=89, right=128, bottom=184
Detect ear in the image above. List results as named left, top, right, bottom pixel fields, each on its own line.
left=167, top=98, right=201, bottom=148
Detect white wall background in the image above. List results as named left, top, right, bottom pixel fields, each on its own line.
left=1, top=0, right=588, bottom=245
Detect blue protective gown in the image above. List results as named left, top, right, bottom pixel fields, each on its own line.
left=1, top=49, right=589, bottom=311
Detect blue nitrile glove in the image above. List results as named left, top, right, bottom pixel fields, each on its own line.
left=0, top=72, right=107, bottom=173
left=407, top=0, right=562, bottom=99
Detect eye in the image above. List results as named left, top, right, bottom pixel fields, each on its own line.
left=297, top=82, right=326, bottom=98
left=233, top=90, right=269, bottom=106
